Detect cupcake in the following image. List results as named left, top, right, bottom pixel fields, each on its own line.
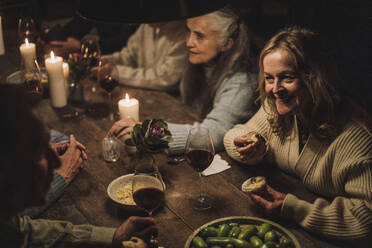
left=241, top=176, right=266, bottom=194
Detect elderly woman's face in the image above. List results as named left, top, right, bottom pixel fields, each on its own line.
left=186, top=15, right=220, bottom=65
left=263, top=49, right=302, bottom=115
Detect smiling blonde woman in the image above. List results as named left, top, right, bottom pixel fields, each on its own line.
left=224, top=26, right=372, bottom=243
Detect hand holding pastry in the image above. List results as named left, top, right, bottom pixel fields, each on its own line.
left=234, top=132, right=266, bottom=161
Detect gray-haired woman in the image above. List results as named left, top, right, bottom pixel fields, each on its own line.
left=109, top=5, right=258, bottom=155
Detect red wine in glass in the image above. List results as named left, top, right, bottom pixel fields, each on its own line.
left=133, top=186, right=165, bottom=214
left=100, top=76, right=118, bottom=93
left=186, top=148, right=214, bottom=172
left=24, top=79, right=42, bottom=105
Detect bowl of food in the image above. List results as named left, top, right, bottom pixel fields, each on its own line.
left=184, top=216, right=300, bottom=248
left=107, top=173, right=139, bottom=211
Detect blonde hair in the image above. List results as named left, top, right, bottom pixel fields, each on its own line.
left=258, top=26, right=350, bottom=140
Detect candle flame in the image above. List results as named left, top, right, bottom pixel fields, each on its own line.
left=125, top=93, right=130, bottom=102
left=25, top=38, right=29, bottom=46
left=50, top=51, right=55, bottom=61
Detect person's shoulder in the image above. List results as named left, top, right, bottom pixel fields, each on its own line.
left=333, top=119, right=372, bottom=156
left=221, top=72, right=258, bottom=88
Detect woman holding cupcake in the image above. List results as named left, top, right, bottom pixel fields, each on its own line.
left=224, top=26, right=372, bottom=242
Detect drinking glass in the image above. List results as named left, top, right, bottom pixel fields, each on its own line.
left=21, top=63, right=43, bottom=105
left=185, top=126, right=215, bottom=210
left=102, top=136, right=120, bottom=162
left=18, top=17, right=36, bottom=43
left=132, top=158, right=165, bottom=248
left=99, top=66, right=119, bottom=121
left=81, top=35, right=101, bottom=92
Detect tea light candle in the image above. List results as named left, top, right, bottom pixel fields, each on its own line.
left=118, top=93, right=139, bottom=120
left=19, top=38, right=36, bottom=71
left=45, top=51, right=67, bottom=107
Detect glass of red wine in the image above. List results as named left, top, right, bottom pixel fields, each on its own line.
left=81, top=35, right=101, bottom=92
left=132, top=157, right=165, bottom=248
left=185, top=126, right=215, bottom=210
left=99, top=66, right=119, bottom=121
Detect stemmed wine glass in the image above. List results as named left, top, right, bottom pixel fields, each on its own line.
left=80, top=35, right=101, bottom=92
left=99, top=66, right=119, bottom=121
left=18, top=17, right=36, bottom=43
left=132, top=158, right=165, bottom=248
left=185, top=126, right=215, bottom=210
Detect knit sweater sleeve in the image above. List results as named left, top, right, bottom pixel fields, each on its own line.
left=167, top=73, right=258, bottom=155
left=224, top=105, right=271, bottom=164
left=282, top=122, right=372, bottom=242
left=102, top=24, right=141, bottom=67
left=19, top=215, right=115, bottom=247
left=103, top=24, right=187, bottom=91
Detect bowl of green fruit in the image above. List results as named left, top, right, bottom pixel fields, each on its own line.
left=185, top=216, right=300, bottom=248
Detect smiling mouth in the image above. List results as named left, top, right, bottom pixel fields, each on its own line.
left=275, top=95, right=294, bottom=104
left=189, top=51, right=198, bottom=55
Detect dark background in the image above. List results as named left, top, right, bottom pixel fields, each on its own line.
left=1, top=0, right=371, bottom=114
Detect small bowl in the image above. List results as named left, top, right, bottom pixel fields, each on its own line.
left=107, top=174, right=139, bottom=211
left=241, top=176, right=266, bottom=194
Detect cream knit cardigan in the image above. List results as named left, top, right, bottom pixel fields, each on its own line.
left=224, top=106, right=372, bottom=241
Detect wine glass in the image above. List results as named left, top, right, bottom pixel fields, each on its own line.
left=132, top=158, right=165, bottom=248
left=99, top=66, right=119, bottom=121
left=81, top=35, right=101, bottom=92
left=185, top=126, right=215, bottom=210
left=18, top=17, right=36, bottom=43
left=22, top=64, right=43, bottom=105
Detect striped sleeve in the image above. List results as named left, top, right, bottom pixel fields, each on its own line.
left=282, top=121, right=372, bottom=242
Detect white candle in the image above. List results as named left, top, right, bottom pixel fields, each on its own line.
left=45, top=51, right=67, bottom=107
left=118, top=93, right=139, bottom=121
left=62, top=62, right=70, bottom=97
left=62, top=62, right=69, bottom=81
left=0, top=16, right=5, bottom=55
left=19, top=38, right=36, bottom=71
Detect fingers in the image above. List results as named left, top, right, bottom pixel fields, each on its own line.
left=117, top=127, right=133, bottom=138
left=250, top=193, right=271, bottom=208
left=108, top=120, right=133, bottom=137
left=266, top=185, right=286, bottom=200
left=234, top=135, right=252, bottom=147
left=49, top=40, right=67, bottom=46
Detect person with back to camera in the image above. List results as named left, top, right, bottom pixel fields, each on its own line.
left=0, top=84, right=157, bottom=248
left=107, top=5, right=258, bottom=155
left=223, top=26, right=372, bottom=243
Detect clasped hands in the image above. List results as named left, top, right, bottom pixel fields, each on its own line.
left=234, top=132, right=286, bottom=217
left=50, top=135, right=88, bottom=184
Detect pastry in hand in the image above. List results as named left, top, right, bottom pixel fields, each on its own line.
left=241, top=176, right=266, bottom=194
left=122, top=237, right=147, bottom=248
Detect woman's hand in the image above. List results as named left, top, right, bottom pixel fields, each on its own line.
left=54, top=135, right=88, bottom=184
left=91, top=60, right=115, bottom=80
left=112, top=216, right=157, bottom=248
left=43, top=37, right=81, bottom=58
left=250, top=184, right=286, bottom=217
left=108, top=117, right=141, bottom=138
left=234, top=132, right=266, bottom=161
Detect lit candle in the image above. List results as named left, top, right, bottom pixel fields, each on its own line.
left=118, top=93, right=139, bottom=121
left=62, top=62, right=69, bottom=81
left=19, top=38, right=36, bottom=71
left=45, top=51, right=67, bottom=107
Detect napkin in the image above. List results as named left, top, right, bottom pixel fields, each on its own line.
left=202, top=154, right=231, bottom=176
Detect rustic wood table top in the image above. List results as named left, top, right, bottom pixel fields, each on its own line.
left=25, top=79, right=344, bottom=248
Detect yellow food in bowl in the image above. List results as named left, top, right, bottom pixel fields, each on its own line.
left=116, top=183, right=136, bottom=205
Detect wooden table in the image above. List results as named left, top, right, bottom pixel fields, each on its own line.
left=30, top=80, right=345, bottom=248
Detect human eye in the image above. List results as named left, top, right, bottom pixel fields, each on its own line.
left=195, top=31, right=204, bottom=39
left=264, top=75, right=274, bottom=83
